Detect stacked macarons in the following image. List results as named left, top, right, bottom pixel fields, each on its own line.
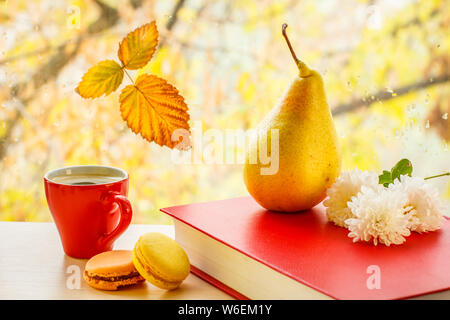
left=84, top=233, right=190, bottom=291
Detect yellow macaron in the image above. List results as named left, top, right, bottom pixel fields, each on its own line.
left=132, top=232, right=190, bottom=290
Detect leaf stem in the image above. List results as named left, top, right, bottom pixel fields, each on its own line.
left=424, top=172, right=450, bottom=180
left=123, top=68, right=135, bottom=85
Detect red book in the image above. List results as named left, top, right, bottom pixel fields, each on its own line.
left=161, top=196, right=450, bottom=300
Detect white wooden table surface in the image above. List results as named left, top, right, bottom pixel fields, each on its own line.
left=0, top=222, right=232, bottom=300
left=0, top=222, right=448, bottom=300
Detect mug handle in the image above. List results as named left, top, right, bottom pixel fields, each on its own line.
left=97, top=191, right=132, bottom=250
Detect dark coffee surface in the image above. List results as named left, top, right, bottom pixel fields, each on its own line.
left=50, top=174, right=122, bottom=185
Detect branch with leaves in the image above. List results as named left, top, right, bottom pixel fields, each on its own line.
left=0, top=0, right=120, bottom=161
left=76, top=21, right=190, bottom=149
left=0, top=0, right=188, bottom=160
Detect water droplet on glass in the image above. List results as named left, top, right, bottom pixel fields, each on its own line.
left=387, top=87, right=397, bottom=96
left=406, top=104, right=416, bottom=116
left=437, top=44, right=440, bottom=48
left=443, top=113, right=448, bottom=120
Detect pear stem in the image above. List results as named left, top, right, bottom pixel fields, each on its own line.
left=282, top=24, right=300, bottom=66
left=282, top=23, right=311, bottom=77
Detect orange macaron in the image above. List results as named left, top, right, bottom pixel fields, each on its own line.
left=84, top=250, right=145, bottom=290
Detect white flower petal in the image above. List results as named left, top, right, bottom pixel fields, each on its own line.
left=346, top=186, right=411, bottom=246
left=391, top=175, right=444, bottom=233
left=324, top=169, right=378, bottom=227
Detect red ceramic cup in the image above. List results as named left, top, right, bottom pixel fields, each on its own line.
left=44, top=165, right=132, bottom=259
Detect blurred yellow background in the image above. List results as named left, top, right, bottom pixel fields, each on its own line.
left=0, top=0, right=449, bottom=223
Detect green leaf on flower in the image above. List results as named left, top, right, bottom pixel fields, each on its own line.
left=379, top=170, right=392, bottom=187
left=391, top=159, right=413, bottom=181
left=378, top=158, right=413, bottom=187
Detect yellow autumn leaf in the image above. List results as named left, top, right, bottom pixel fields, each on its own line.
left=76, top=60, right=124, bottom=98
left=119, top=74, right=190, bottom=148
left=118, top=21, right=158, bottom=70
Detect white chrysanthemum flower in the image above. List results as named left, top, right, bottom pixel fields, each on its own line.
left=391, top=175, right=444, bottom=233
left=323, top=169, right=379, bottom=227
left=345, top=185, right=412, bottom=246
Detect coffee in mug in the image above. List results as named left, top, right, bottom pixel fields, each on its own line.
left=50, top=174, right=123, bottom=186
left=44, top=165, right=133, bottom=258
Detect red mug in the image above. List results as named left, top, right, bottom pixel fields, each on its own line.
left=44, top=165, right=132, bottom=258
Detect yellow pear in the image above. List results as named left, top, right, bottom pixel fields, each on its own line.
left=243, top=24, right=341, bottom=212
